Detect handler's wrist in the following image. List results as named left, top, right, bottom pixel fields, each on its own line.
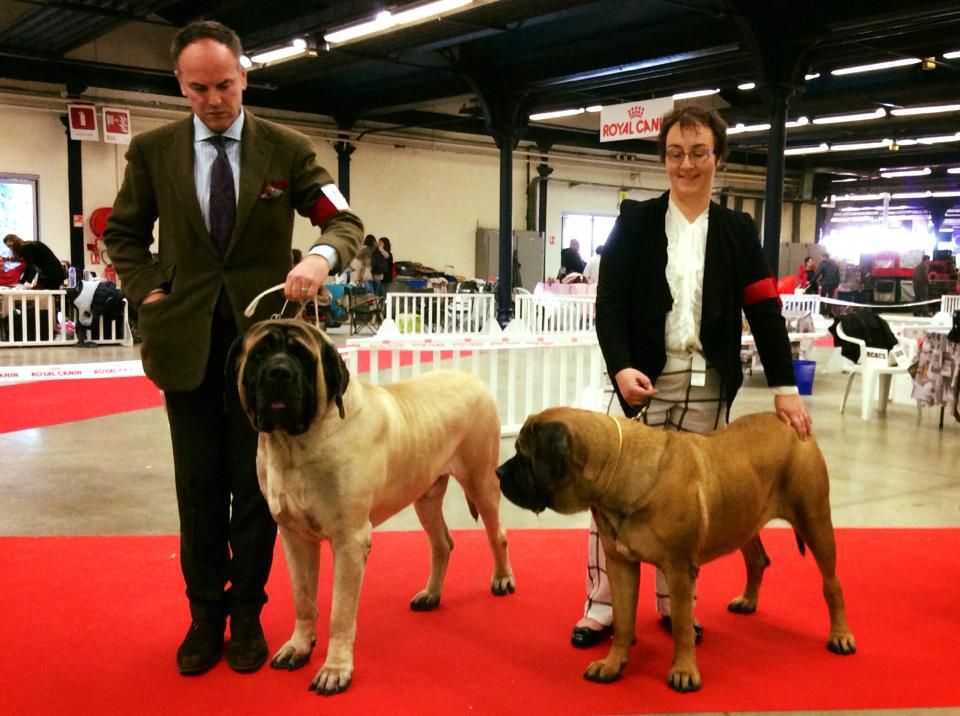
left=771, top=386, right=800, bottom=396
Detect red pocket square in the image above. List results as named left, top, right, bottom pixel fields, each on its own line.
left=259, top=179, right=289, bottom=199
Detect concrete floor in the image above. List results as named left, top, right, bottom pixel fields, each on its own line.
left=1, top=338, right=958, bottom=716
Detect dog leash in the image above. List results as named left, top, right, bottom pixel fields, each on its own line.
left=244, top=283, right=332, bottom=326
left=596, top=400, right=648, bottom=498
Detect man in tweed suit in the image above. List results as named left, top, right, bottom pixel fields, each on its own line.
left=103, top=20, right=363, bottom=676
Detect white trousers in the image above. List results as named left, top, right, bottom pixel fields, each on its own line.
left=583, top=353, right=727, bottom=625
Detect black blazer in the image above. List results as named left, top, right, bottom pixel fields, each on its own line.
left=596, top=192, right=795, bottom=416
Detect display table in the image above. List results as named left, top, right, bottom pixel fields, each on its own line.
left=534, top=282, right=597, bottom=297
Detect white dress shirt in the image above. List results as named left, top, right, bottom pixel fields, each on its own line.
left=664, top=200, right=708, bottom=355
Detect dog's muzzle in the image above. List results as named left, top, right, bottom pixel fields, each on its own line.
left=496, top=455, right=549, bottom=514
left=250, top=352, right=312, bottom=435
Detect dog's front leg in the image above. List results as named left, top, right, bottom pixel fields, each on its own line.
left=310, top=523, right=372, bottom=696
left=583, top=549, right=638, bottom=683
left=271, top=526, right=319, bottom=671
left=663, top=564, right=700, bottom=693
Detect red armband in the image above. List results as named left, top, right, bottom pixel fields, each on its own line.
left=743, top=276, right=780, bottom=307
left=310, top=183, right=350, bottom=227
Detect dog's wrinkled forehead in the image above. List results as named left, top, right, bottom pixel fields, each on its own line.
left=246, top=319, right=322, bottom=356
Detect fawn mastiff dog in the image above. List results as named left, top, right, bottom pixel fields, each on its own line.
left=228, top=320, right=515, bottom=695
left=496, top=407, right=855, bottom=692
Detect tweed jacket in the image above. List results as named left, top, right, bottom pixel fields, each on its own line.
left=104, top=111, right=363, bottom=391
left=596, top=192, right=795, bottom=414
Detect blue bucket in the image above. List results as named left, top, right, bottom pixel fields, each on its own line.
left=793, top=359, right=816, bottom=396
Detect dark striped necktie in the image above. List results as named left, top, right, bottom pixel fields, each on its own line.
left=208, top=135, right=235, bottom=255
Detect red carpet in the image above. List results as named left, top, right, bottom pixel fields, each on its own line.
left=1, top=528, right=957, bottom=715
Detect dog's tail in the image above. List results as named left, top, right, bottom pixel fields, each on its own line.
left=794, top=531, right=807, bottom=556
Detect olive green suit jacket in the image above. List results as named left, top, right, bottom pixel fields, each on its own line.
left=104, top=111, right=363, bottom=391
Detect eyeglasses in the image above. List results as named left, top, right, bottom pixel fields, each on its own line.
left=665, top=148, right=715, bottom=164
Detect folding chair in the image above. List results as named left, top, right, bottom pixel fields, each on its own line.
left=345, top=284, right=382, bottom=336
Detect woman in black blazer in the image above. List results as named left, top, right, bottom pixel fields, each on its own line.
left=571, top=106, right=812, bottom=649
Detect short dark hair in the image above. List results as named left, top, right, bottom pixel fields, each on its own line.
left=657, top=106, right=729, bottom=163
left=171, top=20, right=243, bottom=68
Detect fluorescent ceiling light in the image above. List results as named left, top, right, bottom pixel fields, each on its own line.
left=932, top=191, right=960, bottom=198
left=785, top=116, right=809, bottom=128
left=529, top=108, right=584, bottom=121
left=804, top=73, right=820, bottom=81
left=248, top=38, right=310, bottom=64
left=880, top=168, right=931, bottom=178
left=831, top=177, right=858, bottom=183
left=891, top=191, right=933, bottom=199
left=784, top=143, right=829, bottom=156
left=943, top=50, right=960, bottom=59
left=834, top=193, right=889, bottom=202
left=727, top=122, right=770, bottom=135
left=890, top=103, right=960, bottom=116
left=738, top=82, right=756, bottom=90
left=916, top=132, right=960, bottom=144
left=831, top=57, right=921, bottom=76
left=585, top=105, right=602, bottom=113
left=324, top=0, right=474, bottom=44
left=672, top=88, right=719, bottom=99
left=947, top=168, right=960, bottom=174
left=812, top=108, right=886, bottom=125
left=831, top=139, right=892, bottom=151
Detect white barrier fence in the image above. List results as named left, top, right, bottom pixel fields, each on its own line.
left=942, top=294, right=960, bottom=314
left=512, top=293, right=596, bottom=334
left=344, top=333, right=604, bottom=435
left=383, top=291, right=496, bottom=335
left=0, top=288, right=132, bottom=348
left=780, top=294, right=821, bottom=315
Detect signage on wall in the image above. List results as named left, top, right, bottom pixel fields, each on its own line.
left=599, top=97, right=674, bottom=143
left=103, top=108, right=131, bottom=144
left=67, top=104, right=99, bottom=141
left=72, top=215, right=83, bottom=228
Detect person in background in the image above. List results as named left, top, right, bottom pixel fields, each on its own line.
left=351, top=234, right=377, bottom=294
left=814, top=252, right=840, bottom=299
left=796, top=255, right=817, bottom=293
left=913, top=254, right=931, bottom=316
left=573, top=105, right=811, bottom=651
left=583, top=243, right=604, bottom=284
left=3, top=234, right=66, bottom=289
left=376, top=236, right=394, bottom=297
left=102, top=20, right=363, bottom=677
left=559, top=238, right=587, bottom=279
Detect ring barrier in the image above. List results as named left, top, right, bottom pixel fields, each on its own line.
left=0, top=289, right=131, bottom=348
left=942, top=294, right=960, bottom=314
left=346, top=333, right=604, bottom=435
left=383, top=291, right=496, bottom=335
left=512, top=294, right=596, bottom=334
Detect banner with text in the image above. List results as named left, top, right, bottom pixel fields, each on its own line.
left=599, top=97, right=674, bottom=143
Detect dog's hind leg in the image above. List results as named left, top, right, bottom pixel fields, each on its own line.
left=410, top=475, right=454, bottom=611
left=727, top=535, right=771, bottom=614
left=458, top=470, right=515, bottom=597
left=271, top=526, right=320, bottom=671
left=792, top=512, right=857, bottom=655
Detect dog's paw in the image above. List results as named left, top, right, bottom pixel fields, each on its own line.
left=410, top=590, right=441, bottom=611
left=491, top=574, right=515, bottom=596
left=582, top=658, right=624, bottom=684
left=309, top=662, right=354, bottom=695
left=667, top=664, right=701, bottom=693
left=827, top=632, right=856, bottom=655
left=727, top=595, right=758, bottom=614
left=270, top=641, right=313, bottom=671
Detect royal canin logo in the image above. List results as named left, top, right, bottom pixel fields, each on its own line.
left=627, top=105, right=645, bottom=119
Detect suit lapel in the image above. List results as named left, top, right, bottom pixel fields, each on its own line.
left=167, top=118, right=215, bottom=255
left=227, top=112, right=275, bottom=258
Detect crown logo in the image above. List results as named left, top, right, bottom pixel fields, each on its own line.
left=627, top=105, right=645, bottom=119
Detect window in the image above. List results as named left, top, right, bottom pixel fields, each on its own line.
left=0, top=174, right=39, bottom=257
left=560, top=213, right=616, bottom=259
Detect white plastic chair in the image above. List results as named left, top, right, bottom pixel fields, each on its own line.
left=836, top=323, right=914, bottom=420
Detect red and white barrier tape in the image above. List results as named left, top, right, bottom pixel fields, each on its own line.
left=0, top=360, right=145, bottom=385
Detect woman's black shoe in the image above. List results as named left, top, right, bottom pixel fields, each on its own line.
left=570, top=624, right=613, bottom=649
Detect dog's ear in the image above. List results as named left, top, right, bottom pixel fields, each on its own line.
left=320, top=337, right=350, bottom=419
left=224, top=333, right=246, bottom=409
left=534, top=421, right=570, bottom=481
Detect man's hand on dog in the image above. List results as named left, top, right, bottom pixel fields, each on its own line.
left=615, top=368, right=656, bottom=406
left=774, top=393, right=812, bottom=440
left=285, top=254, right=330, bottom=302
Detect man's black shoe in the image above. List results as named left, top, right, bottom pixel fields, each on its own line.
left=177, top=618, right=225, bottom=675
left=570, top=624, right=613, bottom=649
left=659, top=615, right=704, bottom=645
left=227, top=614, right=268, bottom=673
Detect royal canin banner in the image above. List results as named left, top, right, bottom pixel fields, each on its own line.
left=599, top=97, right=674, bottom=143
